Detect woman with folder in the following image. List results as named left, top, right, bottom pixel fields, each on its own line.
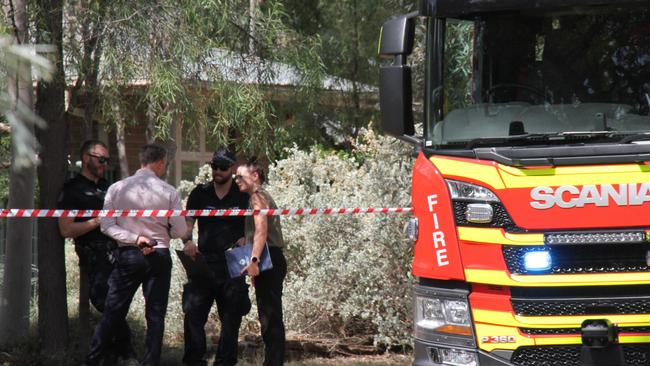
left=235, top=158, right=287, bottom=366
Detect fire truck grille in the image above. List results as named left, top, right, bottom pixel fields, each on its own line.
left=510, top=345, right=650, bottom=366
left=519, top=327, right=650, bottom=335
left=511, top=297, right=650, bottom=316
left=502, top=244, right=650, bottom=275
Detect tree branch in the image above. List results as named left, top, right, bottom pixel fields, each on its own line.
left=8, top=0, right=20, bottom=44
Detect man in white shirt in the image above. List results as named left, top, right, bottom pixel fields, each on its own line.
left=83, top=144, right=187, bottom=366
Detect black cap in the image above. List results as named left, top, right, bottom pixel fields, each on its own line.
left=211, top=148, right=236, bottom=165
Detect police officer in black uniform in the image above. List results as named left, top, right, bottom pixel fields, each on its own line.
left=58, top=140, right=136, bottom=365
left=181, top=148, right=251, bottom=366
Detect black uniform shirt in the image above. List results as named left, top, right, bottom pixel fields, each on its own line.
left=186, top=180, right=249, bottom=262
left=57, top=173, right=111, bottom=244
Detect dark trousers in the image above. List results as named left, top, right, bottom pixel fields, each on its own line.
left=85, top=247, right=172, bottom=366
left=254, top=247, right=287, bottom=366
left=182, top=274, right=250, bottom=366
left=85, top=250, right=135, bottom=360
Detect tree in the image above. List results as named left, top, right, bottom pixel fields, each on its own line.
left=274, top=0, right=415, bottom=150
left=34, top=0, right=69, bottom=356
left=90, top=0, right=324, bottom=161
left=0, top=0, right=52, bottom=345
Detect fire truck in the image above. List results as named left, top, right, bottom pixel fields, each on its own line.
left=378, top=1, right=650, bottom=365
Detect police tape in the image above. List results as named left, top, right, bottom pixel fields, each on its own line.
left=0, top=207, right=413, bottom=218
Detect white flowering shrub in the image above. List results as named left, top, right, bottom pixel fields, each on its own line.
left=267, top=129, right=415, bottom=347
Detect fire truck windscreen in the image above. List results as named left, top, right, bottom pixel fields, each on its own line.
left=433, top=6, right=650, bottom=147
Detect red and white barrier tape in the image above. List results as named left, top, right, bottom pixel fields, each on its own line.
left=0, top=207, right=413, bottom=218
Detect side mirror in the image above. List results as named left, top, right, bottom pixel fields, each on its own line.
left=379, top=13, right=418, bottom=143
left=380, top=66, right=414, bottom=137
left=379, top=14, right=416, bottom=56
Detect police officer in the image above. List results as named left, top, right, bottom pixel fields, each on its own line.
left=182, top=148, right=251, bottom=366
left=58, top=140, right=136, bottom=365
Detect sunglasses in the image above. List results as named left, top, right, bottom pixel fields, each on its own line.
left=88, top=153, right=110, bottom=165
left=211, top=163, right=232, bottom=171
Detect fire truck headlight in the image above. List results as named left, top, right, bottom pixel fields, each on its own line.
left=416, top=296, right=472, bottom=337
left=446, top=179, right=516, bottom=227
left=523, top=250, right=552, bottom=271
left=447, top=180, right=500, bottom=202
left=430, top=347, right=478, bottom=366
left=417, top=298, right=445, bottom=329
left=465, top=203, right=493, bottom=223
left=444, top=300, right=470, bottom=325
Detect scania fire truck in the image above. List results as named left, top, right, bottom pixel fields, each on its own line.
left=378, top=1, right=650, bottom=365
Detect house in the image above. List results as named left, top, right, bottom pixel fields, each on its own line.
left=65, top=49, right=378, bottom=185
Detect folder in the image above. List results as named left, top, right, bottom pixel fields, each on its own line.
left=224, top=243, right=273, bottom=278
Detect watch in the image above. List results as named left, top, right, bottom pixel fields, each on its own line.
left=251, top=256, right=259, bottom=264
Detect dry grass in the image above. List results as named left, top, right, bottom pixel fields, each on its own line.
left=0, top=242, right=414, bottom=365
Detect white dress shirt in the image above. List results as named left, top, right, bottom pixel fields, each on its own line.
left=101, top=168, right=186, bottom=248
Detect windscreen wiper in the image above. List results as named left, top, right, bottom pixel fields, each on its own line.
left=464, top=131, right=617, bottom=149
left=617, top=132, right=650, bottom=144
left=464, top=133, right=553, bottom=149
left=558, top=130, right=616, bottom=136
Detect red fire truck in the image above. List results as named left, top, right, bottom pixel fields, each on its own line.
left=379, top=1, right=650, bottom=365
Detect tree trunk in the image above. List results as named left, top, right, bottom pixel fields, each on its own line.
left=114, top=107, right=130, bottom=178
left=164, top=117, right=177, bottom=183
left=82, top=11, right=105, bottom=141
left=0, top=0, right=36, bottom=345
left=248, top=0, right=259, bottom=55
left=33, top=0, right=70, bottom=356
left=351, top=0, right=361, bottom=137
left=77, top=266, right=90, bottom=339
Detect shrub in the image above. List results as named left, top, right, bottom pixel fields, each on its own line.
left=266, top=129, right=415, bottom=347
left=180, top=129, right=415, bottom=347
left=64, top=128, right=415, bottom=353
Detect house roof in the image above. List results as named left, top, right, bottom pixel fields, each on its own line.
left=66, top=48, right=377, bottom=93
left=194, top=49, right=377, bottom=93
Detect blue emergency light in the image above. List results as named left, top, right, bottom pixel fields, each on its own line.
left=523, top=251, right=552, bottom=272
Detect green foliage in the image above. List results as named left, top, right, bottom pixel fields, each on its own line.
left=444, top=21, right=474, bottom=110
left=0, top=36, right=52, bottom=169
left=267, top=130, right=415, bottom=346
left=179, top=130, right=415, bottom=346
left=67, top=0, right=326, bottom=159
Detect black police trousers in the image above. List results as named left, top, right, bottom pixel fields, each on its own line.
left=255, top=247, right=287, bottom=366
left=182, top=273, right=250, bottom=366
left=83, top=244, right=135, bottom=360
left=85, top=247, right=172, bottom=366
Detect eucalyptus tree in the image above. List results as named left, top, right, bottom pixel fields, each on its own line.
left=0, top=0, right=53, bottom=345
left=63, top=0, right=325, bottom=171
left=274, top=0, right=415, bottom=149
left=33, top=0, right=69, bottom=355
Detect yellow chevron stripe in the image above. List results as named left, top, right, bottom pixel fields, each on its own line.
left=431, top=155, right=650, bottom=189
left=475, top=321, right=650, bottom=351
left=465, top=269, right=650, bottom=287
left=458, top=227, right=543, bottom=245
left=473, top=309, right=650, bottom=327
left=430, top=157, right=505, bottom=189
